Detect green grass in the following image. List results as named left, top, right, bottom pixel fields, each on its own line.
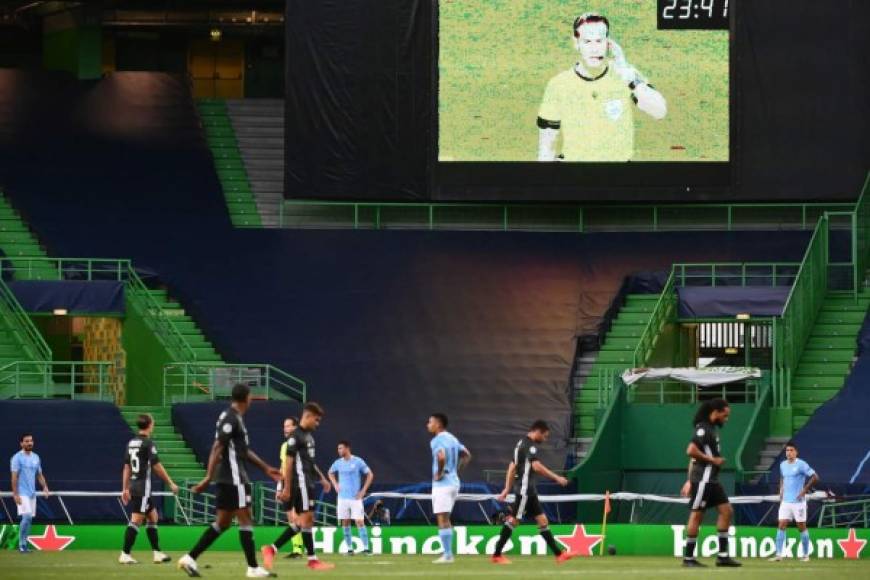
left=439, top=0, right=729, bottom=162
left=2, top=552, right=867, bottom=579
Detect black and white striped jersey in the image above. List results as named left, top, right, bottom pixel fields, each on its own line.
left=285, top=427, right=318, bottom=489
left=689, top=421, right=721, bottom=483
left=125, top=435, right=159, bottom=496
left=214, top=406, right=251, bottom=485
left=511, top=436, right=541, bottom=496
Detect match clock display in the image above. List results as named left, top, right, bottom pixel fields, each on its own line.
left=658, top=0, right=730, bottom=30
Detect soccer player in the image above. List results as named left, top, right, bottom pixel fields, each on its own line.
left=679, top=398, right=741, bottom=567
left=276, top=402, right=335, bottom=571
left=177, top=384, right=282, bottom=578
left=328, top=440, right=374, bottom=555
left=537, top=12, right=667, bottom=162
left=427, top=413, right=471, bottom=565
left=770, top=442, right=819, bottom=562
left=119, top=414, right=179, bottom=564
left=261, top=416, right=304, bottom=562
left=10, top=433, right=50, bottom=553
left=491, top=420, right=573, bottom=565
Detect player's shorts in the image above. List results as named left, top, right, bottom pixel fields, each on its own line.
left=130, top=495, right=155, bottom=515
left=16, top=496, right=36, bottom=517
left=337, top=498, right=365, bottom=521
left=216, top=483, right=253, bottom=511
left=289, top=484, right=317, bottom=514
left=688, top=481, right=729, bottom=511
left=778, top=501, right=808, bottom=523
left=432, top=485, right=459, bottom=514
left=512, top=493, right=543, bottom=520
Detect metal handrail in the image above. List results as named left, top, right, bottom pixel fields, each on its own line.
left=163, top=362, right=306, bottom=406
left=632, top=268, right=677, bottom=367
left=0, top=278, right=51, bottom=362
left=672, top=262, right=800, bottom=287
left=0, top=360, right=115, bottom=400
left=817, top=497, right=870, bottom=529
left=0, top=257, right=129, bottom=281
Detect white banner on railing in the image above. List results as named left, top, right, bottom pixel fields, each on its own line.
left=621, top=366, right=762, bottom=387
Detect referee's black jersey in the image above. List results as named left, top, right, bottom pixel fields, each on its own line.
left=689, top=421, right=721, bottom=483
left=125, top=435, right=160, bottom=496
left=511, top=436, right=541, bottom=495
left=214, top=406, right=251, bottom=485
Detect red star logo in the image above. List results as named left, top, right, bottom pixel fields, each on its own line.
left=28, top=525, right=75, bottom=551
left=554, top=524, right=603, bottom=557
left=838, top=528, right=867, bottom=560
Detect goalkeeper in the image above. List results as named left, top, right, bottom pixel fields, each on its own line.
left=537, top=12, right=667, bottom=162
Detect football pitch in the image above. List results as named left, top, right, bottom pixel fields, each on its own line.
left=2, top=552, right=868, bottom=580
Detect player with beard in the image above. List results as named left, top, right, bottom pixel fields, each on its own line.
left=680, top=398, right=741, bottom=568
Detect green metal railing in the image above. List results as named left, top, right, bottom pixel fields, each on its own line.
left=817, top=497, right=870, bottom=528
left=775, top=215, right=829, bottom=408
left=0, top=278, right=51, bottom=362
left=280, top=199, right=856, bottom=232
left=735, top=381, right=772, bottom=482
left=632, top=268, right=677, bottom=367
left=0, top=257, right=128, bottom=281
left=626, top=378, right=760, bottom=405
left=856, top=173, right=870, bottom=290
left=163, top=363, right=307, bottom=406
left=0, top=360, right=115, bottom=400
left=672, top=263, right=799, bottom=287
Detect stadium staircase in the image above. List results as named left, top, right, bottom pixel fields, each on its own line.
left=118, top=404, right=206, bottom=481
left=196, top=98, right=284, bottom=228
left=141, top=288, right=224, bottom=364
left=790, top=287, right=870, bottom=431
left=195, top=99, right=263, bottom=228
left=0, top=191, right=57, bottom=280
left=572, top=294, right=658, bottom=447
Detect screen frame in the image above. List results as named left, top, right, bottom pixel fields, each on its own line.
left=430, top=0, right=738, bottom=202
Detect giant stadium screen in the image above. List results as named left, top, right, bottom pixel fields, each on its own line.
left=438, top=0, right=731, bottom=166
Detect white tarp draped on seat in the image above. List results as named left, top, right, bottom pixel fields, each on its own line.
left=621, top=366, right=762, bottom=387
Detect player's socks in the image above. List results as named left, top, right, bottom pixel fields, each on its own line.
left=358, top=526, right=370, bottom=551
left=19, top=515, right=32, bottom=550
left=494, top=523, right=514, bottom=557
left=272, top=523, right=299, bottom=549
left=122, top=522, right=139, bottom=555
left=775, top=529, right=786, bottom=556
left=683, top=535, right=697, bottom=561
left=301, top=527, right=316, bottom=558
left=800, top=530, right=810, bottom=557
left=539, top=527, right=563, bottom=557
left=189, top=522, right=224, bottom=560
left=438, top=527, right=454, bottom=559
left=717, top=530, right=729, bottom=559
left=239, top=526, right=258, bottom=568
left=146, top=523, right=160, bottom=551
left=343, top=525, right=353, bottom=552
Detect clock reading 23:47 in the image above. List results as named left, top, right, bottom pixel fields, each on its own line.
left=658, top=0, right=729, bottom=30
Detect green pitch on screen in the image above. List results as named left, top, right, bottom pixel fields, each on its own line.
left=439, top=0, right=729, bottom=162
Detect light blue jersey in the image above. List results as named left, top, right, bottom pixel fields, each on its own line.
left=780, top=458, right=815, bottom=503
left=329, top=455, right=370, bottom=500
left=10, top=451, right=41, bottom=498
left=430, top=431, right=466, bottom=488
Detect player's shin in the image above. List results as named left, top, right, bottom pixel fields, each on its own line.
left=358, top=525, right=369, bottom=550
left=494, top=522, right=514, bottom=556
left=539, top=527, right=562, bottom=557
left=146, top=523, right=160, bottom=551
left=189, top=522, right=224, bottom=559
left=438, top=527, right=454, bottom=558
left=683, top=535, right=698, bottom=560
left=800, top=530, right=810, bottom=556
left=301, top=528, right=316, bottom=559
left=775, top=529, right=786, bottom=556
left=343, top=525, right=353, bottom=551
left=239, top=526, right=258, bottom=568
left=717, top=530, right=729, bottom=558
left=272, top=523, right=299, bottom=549
left=122, top=522, right=139, bottom=554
